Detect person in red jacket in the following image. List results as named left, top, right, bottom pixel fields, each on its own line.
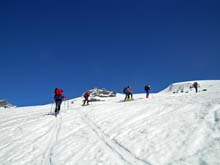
left=83, top=91, right=90, bottom=106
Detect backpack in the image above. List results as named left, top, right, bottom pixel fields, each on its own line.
left=55, top=88, right=63, bottom=96
left=145, top=85, right=150, bottom=91
left=123, top=87, right=128, bottom=94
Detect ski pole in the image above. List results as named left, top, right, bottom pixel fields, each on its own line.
left=62, top=100, right=65, bottom=113
left=64, top=99, right=67, bottom=112
left=50, top=101, right=54, bottom=114
left=65, top=100, right=67, bottom=112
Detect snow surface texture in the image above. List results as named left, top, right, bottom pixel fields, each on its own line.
left=0, top=80, right=220, bottom=165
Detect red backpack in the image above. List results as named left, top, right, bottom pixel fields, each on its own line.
left=55, top=88, right=63, bottom=96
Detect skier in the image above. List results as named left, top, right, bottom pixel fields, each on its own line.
left=127, top=86, right=133, bottom=100
left=192, top=82, right=199, bottom=93
left=54, top=88, right=65, bottom=116
left=144, top=85, right=151, bottom=98
left=123, top=86, right=133, bottom=101
left=123, top=86, right=129, bottom=101
left=82, top=91, right=90, bottom=106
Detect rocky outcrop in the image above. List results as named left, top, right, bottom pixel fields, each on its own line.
left=89, top=88, right=116, bottom=97
left=82, top=88, right=116, bottom=102
left=0, top=100, right=15, bottom=108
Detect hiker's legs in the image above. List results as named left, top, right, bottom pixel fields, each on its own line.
left=129, top=92, right=133, bottom=99
left=55, top=100, right=62, bottom=113
left=124, top=93, right=128, bottom=101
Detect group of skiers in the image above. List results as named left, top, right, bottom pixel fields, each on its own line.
left=123, top=85, right=151, bottom=101
left=53, top=85, right=150, bottom=116
left=53, top=85, right=151, bottom=115
left=53, top=82, right=199, bottom=116
left=53, top=88, right=91, bottom=116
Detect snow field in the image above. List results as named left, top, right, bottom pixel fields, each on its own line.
left=0, top=80, right=220, bottom=165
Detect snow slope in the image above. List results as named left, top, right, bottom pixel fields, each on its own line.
left=0, top=80, right=220, bottom=165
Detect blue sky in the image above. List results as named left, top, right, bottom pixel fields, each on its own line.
left=0, top=0, right=220, bottom=106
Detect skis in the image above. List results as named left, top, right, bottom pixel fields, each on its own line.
left=125, top=99, right=134, bottom=102
left=82, top=104, right=89, bottom=106
left=118, top=98, right=144, bottom=103
left=124, top=98, right=135, bottom=102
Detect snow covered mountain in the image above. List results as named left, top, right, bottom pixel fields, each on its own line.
left=0, top=80, right=220, bottom=165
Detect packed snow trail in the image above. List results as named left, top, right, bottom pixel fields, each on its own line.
left=41, top=114, right=62, bottom=165
left=0, top=80, right=220, bottom=165
left=79, top=110, right=151, bottom=165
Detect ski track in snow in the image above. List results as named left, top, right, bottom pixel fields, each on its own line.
left=41, top=114, right=62, bottom=165
left=79, top=110, right=151, bottom=165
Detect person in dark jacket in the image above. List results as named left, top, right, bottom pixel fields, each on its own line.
left=144, top=85, right=151, bottom=98
left=123, top=87, right=129, bottom=101
left=54, top=88, right=65, bottom=116
left=127, top=86, right=133, bottom=100
left=123, top=86, right=133, bottom=101
left=83, top=91, right=90, bottom=106
left=192, top=82, right=199, bottom=93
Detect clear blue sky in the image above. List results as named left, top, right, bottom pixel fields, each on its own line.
left=1, top=0, right=220, bottom=106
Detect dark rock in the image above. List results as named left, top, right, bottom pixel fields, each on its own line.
left=0, top=100, right=15, bottom=108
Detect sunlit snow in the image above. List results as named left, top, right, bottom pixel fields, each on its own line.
left=0, top=80, right=220, bottom=165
